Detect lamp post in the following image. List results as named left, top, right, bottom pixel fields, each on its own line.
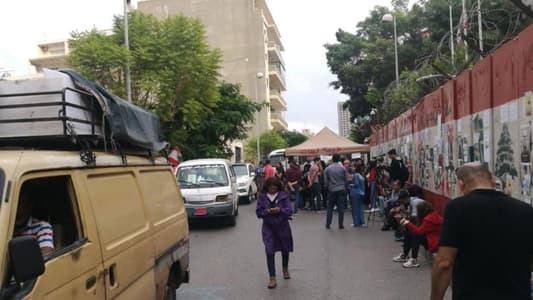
left=254, top=72, right=264, bottom=164
left=124, top=0, right=132, bottom=102
left=382, top=13, right=399, bottom=85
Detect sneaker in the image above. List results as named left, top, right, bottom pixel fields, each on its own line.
left=394, top=236, right=404, bottom=242
left=393, top=253, right=408, bottom=262
left=403, top=258, right=420, bottom=268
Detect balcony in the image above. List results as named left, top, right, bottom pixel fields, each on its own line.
left=268, top=42, right=285, bottom=67
left=269, top=89, right=287, bottom=111
left=269, top=63, right=286, bottom=91
left=267, top=24, right=284, bottom=51
left=271, top=111, right=288, bottom=131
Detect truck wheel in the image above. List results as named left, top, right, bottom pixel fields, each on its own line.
left=228, top=215, right=236, bottom=227
left=247, top=188, right=253, bottom=203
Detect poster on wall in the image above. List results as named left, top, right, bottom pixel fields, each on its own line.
left=494, top=100, right=520, bottom=198
left=520, top=92, right=533, bottom=203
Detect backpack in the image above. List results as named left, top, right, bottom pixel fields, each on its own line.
left=399, top=160, right=409, bottom=182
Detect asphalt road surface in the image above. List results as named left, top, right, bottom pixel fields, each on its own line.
left=178, top=202, right=451, bottom=300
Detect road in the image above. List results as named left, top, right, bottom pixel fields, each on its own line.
left=177, top=202, right=451, bottom=300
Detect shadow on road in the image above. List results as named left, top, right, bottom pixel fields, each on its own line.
left=189, top=218, right=234, bottom=231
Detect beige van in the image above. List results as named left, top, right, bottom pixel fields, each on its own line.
left=0, top=150, right=189, bottom=300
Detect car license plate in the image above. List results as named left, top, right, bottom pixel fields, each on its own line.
left=194, top=208, right=207, bottom=216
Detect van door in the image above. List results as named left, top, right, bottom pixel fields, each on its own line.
left=2, top=173, right=105, bottom=300
left=83, top=169, right=155, bottom=300
left=228, top=165, right=238, bottom=211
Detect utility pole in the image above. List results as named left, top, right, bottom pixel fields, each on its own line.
left=449, top=0, right=455, bottom=64
left=124, top=0, right=132, bottom=102
left=477, top=0, right=484, bottom=54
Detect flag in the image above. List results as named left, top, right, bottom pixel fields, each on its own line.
left=168, top=146, right=183, bottom=171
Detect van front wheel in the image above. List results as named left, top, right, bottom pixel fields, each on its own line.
left=164, top=283, right=177, bottom=300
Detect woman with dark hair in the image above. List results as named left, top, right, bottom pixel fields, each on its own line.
left=393, top=201, right=443, bottom=268
left=349, top=164, right=366, bottom=226
left=256, top=176, right=294, bottom=289
left=275, top=162, right=285, bottom=182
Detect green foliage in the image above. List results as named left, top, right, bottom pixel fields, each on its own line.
left=246, top=130, right=288, bottom=163
left=280, top=130, right=308, bottom=147
left=69, top=12, right=260, bottom=158
left=181, top=82, right=262, bottom=159
left=325, top=0, right=531, bottom=141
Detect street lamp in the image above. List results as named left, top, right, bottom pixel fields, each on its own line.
left=254, top=72, right=264, bottom=164
left=382, top=13, right=399, bottom=85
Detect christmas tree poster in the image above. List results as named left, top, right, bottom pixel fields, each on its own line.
left=495, top=123, right=519, bottom=196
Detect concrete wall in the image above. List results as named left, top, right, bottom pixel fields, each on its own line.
left=370, top=24, right=533, bottom=214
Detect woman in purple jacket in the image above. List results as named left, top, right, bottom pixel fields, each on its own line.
left=256, top=176, right=294, bottom=289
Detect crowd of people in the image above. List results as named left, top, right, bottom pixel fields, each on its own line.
left=255, top=151, right=533, bottom=299
left=254, top=149, right=444, bottom=288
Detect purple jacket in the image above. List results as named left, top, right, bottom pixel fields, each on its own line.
left=256, top=191, right=294, bottom=255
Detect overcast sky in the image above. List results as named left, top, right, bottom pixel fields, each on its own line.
left=0, top=0, right=392, bottom=134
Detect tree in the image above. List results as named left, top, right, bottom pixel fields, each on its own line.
left=495, top=123, right=518, bottom=182
left=325, top=0, right=531, bottom=141
left=246, top=130, right=287, bottom=163
left=280, top=130, right=308, bottom=147
left=180, top=82, right=262, bottom=159
left=68, top=11, right=221, bottom=149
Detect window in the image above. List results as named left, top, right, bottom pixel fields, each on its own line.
left=177, top=164, right=229, bottom=188
left=14, top=175, right=84, bottom=254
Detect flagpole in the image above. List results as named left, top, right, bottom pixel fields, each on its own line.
left=449, top=0, right=455, bottom=64
left=462, top=0, right=469, bottom=61
left=477, top=0, right=483, bottom=54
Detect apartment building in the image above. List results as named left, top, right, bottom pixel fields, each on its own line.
left=138, top=0, right=288, bottom=135
left=29, top=40, right=70, bottom=72
left=338, top=102, right=352, bottom=138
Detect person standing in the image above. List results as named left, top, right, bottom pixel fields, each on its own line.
left=285, top=160, right=303, bottom=215
left=324, top=154, right=348, bottom=229
left=256, top=177, right=294, bottom=289
left=307, top=157, right=322, bottom=212
left=388, top=149, right=407, bottom=187
left=343, top=159, right=353, bottom=209
left=263, top=160, right=275, bottom=179
left=349, top=164, right=366, bottom=227
left=431, top=162, right=533, bottom=300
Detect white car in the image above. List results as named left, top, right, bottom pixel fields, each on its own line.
left=232, top=163, right=258, bottom=203
left=177, top=159, right=239, bottom=226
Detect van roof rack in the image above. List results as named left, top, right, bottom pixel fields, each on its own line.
left=0, top=69, right=168, bottom=166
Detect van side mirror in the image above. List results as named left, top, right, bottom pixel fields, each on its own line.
left=250, top=172, right=256, bottom=177
left=9, top=237, right=45, bottom=283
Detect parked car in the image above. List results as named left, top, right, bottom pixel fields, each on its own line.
left=176, top=159, right=239, bottom=226
left=233, top=163, right=258, bottom=203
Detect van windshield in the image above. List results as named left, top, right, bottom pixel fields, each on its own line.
left=233, top=165, right=248, bottom=177
left=177, top=164, right=228, bottom=189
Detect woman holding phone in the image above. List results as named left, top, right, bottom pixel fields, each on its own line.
left=256, top=176, right=294, bottom=289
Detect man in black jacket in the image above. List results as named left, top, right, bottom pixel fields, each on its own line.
left=388, top=149, right=406, bottom=187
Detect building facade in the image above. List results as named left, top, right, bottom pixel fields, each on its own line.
left=338, top=102, right=352, bottom=138
left=29, top=40, right=70, bottom=72
left=138, top=0, right=288, bottom=135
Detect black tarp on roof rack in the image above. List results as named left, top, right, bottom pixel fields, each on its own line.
left=60, top=70, right=167, bottom=152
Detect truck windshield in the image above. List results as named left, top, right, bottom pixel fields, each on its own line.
left=176, top=164, right=228, bottom=189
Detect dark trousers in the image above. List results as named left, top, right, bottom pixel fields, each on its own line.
left=326, top=190, right=345, bottom=227
left=311, top=183, right=322, bottom=211
left=266, top=252, right=289, bottom=277
left=403, top=230, right=428, bottom=259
